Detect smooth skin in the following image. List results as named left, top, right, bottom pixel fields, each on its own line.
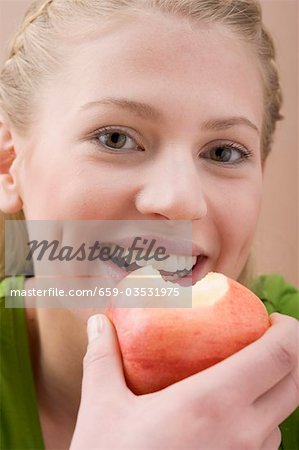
left=0, top=12, right=298, bottom=450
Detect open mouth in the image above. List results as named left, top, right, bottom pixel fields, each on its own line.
left=109, top=249, right=206, bottom=284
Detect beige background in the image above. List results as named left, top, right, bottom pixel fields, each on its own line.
left=0, top=0, right=298, bottom=287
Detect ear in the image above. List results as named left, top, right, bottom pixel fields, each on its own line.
left=0, top=115, right=23, bottom=213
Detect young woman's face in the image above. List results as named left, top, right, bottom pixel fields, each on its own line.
left=16, top=12, right=264, bottom=282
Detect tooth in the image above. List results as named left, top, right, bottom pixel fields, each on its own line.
left=161, top=273, right=180, bottom=282
left=145, top=256, right=165, bottom=271
left=122, top=248, right=133, bottom=261
left=117, top=248, right=198, bottom=273
left=109, top=244, right=121, bottom=257
left=121, top=247, right=130, bottom=258
left=152, top=254, right=186, bottom=272
left=135, top=258, right=147, bottom=267
left=177, top=256, right=187, bottom=270
left=182, top=256, right=196, bottom=271
left=173, top=255, right=196, bottom=271
left=161, top=254, right=178, bottom=272
left=185, top=256, right=197, bottom=271
left=127, top=250, right=144, bottom=266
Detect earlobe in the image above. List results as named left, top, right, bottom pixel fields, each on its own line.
left=0, top=117, right=23, bottom=214
left=0, top=174, right=23, bottom=213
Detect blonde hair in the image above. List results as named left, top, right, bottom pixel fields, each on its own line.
left=0, top=0, right=284, bottom=285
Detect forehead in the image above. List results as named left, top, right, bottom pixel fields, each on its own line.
left=42, top=12, right=264, bottom=130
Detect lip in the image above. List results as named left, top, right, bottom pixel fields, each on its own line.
left=105, top=235, right=206, bottom=257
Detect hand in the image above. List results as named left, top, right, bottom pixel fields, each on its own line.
left=70, top=313, right=298, bottom=450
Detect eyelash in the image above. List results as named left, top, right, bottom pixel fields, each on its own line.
left=90, top=126, right=144, bottom=152
left=89, top=126, right=253, bottom=166
left=202, top=141, right=253, bottom=166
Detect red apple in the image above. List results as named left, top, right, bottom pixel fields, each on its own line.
left=107, top=268, right=270, bottom=395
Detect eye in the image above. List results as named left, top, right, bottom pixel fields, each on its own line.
left=91, top=127, right=144, bottom=152
left=201, top=142, right=253, bottom=165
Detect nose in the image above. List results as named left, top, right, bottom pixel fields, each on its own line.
left=135, top=152, right=208, bottom=220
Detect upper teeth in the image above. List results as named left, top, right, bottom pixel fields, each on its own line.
left=109, top=245, right=197, bottom=272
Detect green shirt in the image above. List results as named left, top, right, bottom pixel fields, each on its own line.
left=0, top=274, right=298, bottom=450
left=0, top=277, right=44, bottom=450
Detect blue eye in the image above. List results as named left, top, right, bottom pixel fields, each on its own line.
left=92, top=127, right=143, bottom=152
left=202, top=142, right=253, bottom=165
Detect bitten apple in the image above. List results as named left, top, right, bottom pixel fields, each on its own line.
left=107, top=267, right=270, bottom=395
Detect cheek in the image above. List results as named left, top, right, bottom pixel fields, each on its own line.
left=59, top=173, right=135, bottom=219
left=225, top=197, right=260, bottom=241
left=21, top=155, right=134, bottom=219
left=213, top=179, right=263, bottom=250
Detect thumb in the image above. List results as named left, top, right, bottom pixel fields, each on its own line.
left=82, top=314, right=128, bottom=397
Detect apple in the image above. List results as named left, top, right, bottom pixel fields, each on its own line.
left=107, top=267, right=270, bottom=395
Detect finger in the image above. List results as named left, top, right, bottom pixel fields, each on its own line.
left=261, top=427, right=281, bottom=450
left=82, top=314, right=130, bottom=402
left=165, top=313, right=298, bottom=405
left=254, top=364, right=299, bottom=434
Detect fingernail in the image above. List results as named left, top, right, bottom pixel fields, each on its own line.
left=87, top=314, right=105, bottom=343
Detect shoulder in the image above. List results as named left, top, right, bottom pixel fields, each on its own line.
left=0, top=276, right=25, bottom=308
left=249, top=274, right=298, bottom=450
left=249, top=273, right=299, bottom=320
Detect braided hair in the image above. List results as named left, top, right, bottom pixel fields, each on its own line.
left=0, top=0, right=284, bottom=284
left=9, top=0, right=54, bottom=59
left=0, top=0, right=283, bottom=160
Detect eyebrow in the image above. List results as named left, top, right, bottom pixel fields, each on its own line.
left=80, top=98, right=162, bottom=121
left=80, top=97, right=260, bottom=134
left=201, top=116, right=260, bottom=135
